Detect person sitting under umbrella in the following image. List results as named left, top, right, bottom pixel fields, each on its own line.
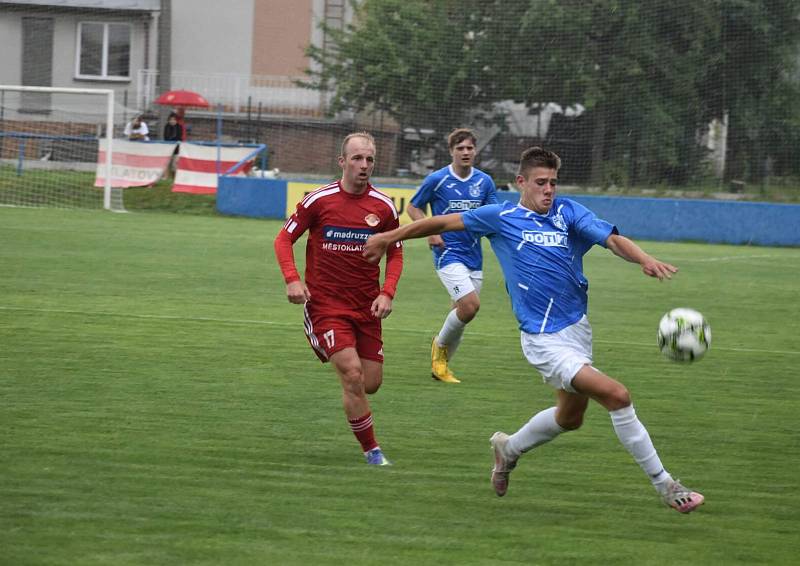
left=155, top=90, right=210, bottom=142
left=163, top=112, right=183, bottom=142
left=124, top=115, right=149, bottom=141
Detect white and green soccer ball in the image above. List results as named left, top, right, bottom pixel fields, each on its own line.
left=657, top=308, right=711, bottom=362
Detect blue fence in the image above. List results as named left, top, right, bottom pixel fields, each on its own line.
left=217, top=177, right=800, bottom=247
left=217, top=177, right=286, bottom=218
left=495, top=192, right=800, bottom=247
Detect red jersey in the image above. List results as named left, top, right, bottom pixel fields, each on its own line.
left=274, top=181, right=403, bottom=314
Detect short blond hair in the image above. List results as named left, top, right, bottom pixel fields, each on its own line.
left=340, top=131, right=376, bottom=158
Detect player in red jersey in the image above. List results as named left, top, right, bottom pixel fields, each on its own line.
left=273, top=132, right=403, bottom=466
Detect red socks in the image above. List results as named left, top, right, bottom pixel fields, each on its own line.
left=348, top=412, right=378, bottom=452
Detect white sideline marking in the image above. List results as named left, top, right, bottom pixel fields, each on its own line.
left=679, top=254, right=786, bottom=263
left=0, top=305, right=282, bottom=327
left=2, top=305, right=798, bottom=357
left=0, top=204, right=41, bottom=209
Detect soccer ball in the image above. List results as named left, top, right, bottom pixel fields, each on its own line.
left=657, top=308, right=711, bottom=362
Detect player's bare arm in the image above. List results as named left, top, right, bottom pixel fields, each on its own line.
left=606, top=233, right=678, bottom=281
left=285, top=280, right=311, bottom=303
left=364, top=213, right=465, bottom=264
left=407, top=202, right=444, bottom=249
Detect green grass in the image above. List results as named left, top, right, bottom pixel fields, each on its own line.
left=1, top=207, right=799, bottom=565
left=122, top=181, right=218, bottom=214
left=0, top=166, right=217, bottom=214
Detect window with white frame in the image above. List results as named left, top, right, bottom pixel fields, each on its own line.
left=76, top=22, right=131, bottom=80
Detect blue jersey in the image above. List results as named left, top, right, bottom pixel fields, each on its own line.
left=410, top=165, right=497, bottom=271
left=462, top=198, right=617, bottom=334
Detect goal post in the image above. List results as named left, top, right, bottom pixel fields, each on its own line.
left=0, top=84, right=123, bottom=211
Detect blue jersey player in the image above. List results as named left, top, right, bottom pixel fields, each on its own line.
left=364, top=147, right=704, bottom=513
left=407, top=128, right=497, bottom=383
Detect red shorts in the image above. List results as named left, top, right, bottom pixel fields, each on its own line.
left=303, top=305, right=384, bottom=363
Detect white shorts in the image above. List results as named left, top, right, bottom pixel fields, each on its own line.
left=520, top=315, right=593, bottom=392
left=436, top=262, right=483, bottom=302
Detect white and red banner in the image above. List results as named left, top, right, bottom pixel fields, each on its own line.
left=94, top=139, right=177, bottom=188
left=171, top=143, right=255, bottom=194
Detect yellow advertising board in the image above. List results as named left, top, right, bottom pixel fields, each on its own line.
left=285, top=182, right=418, bottom=225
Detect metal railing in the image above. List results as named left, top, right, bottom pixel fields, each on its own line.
left=137, top=70, right=331, bottom=115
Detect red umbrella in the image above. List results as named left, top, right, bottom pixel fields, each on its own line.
left=154, top=89, right=210, bottom=108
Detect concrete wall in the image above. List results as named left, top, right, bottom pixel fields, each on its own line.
left=251, top=0, right=313, bottom=77
left=0, top=13, right=23, bottom=84
left=186, top=117, right=401, bottom=177
left=217, top=178, right=800, bottom=247
left=171, top=0, right=254, bottom=76
left=170, top=0, right=328, bottom=78
left=0, top=7, right=153, bottom=103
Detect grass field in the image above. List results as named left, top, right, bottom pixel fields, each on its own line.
left=0, top=167, right=218, bottom=214
left=1, top=207, right=799, bottom=565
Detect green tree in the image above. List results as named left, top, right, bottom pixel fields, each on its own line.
left=302, top=0, right=505, bottom=146
left=303, top=0, right=800, bottom=187
left=702, top=0, right=800, bottom=184
left=504, top=0, right=719, bottom=186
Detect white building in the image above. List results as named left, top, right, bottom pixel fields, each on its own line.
left=0, top=0, right=352, bottom=114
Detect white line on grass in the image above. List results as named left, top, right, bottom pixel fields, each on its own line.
left=679, top=254, right=786, bottom=262
left=2, top=305, right=798, bottom=357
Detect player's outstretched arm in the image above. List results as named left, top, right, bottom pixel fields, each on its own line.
left=363, top=213, right=465, bottom=263
left=606, top=233, right=678, bottom=281
left=406, top=202, right=426, bottom=222
left=407, top=202, right=445, bottom=249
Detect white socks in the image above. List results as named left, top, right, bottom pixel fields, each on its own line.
left=609, top=405, right=672, bottom=490
left=503, top=404, right=672, bottom=493
left=436, top=308, right=466, bottom=359
left=507, top=407, right=566, bottom=456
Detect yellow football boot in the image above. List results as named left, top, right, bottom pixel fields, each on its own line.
left=431, top=337, right=461, bottom=383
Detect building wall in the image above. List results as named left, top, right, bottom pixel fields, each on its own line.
left=184, top=115, right=400, bottom=177
left=171, top=0, right=254, bottom=76
left=0, top=6, right=153, bottom=106
left=0, top=12, right=23, bottom=84
left=168, top=0, right=353, bottom=79
left=251, top=0, right=313, bottom=77
left=52, top=16, right=79, bottom=86
left=58, top=12, right=151, bottom=105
